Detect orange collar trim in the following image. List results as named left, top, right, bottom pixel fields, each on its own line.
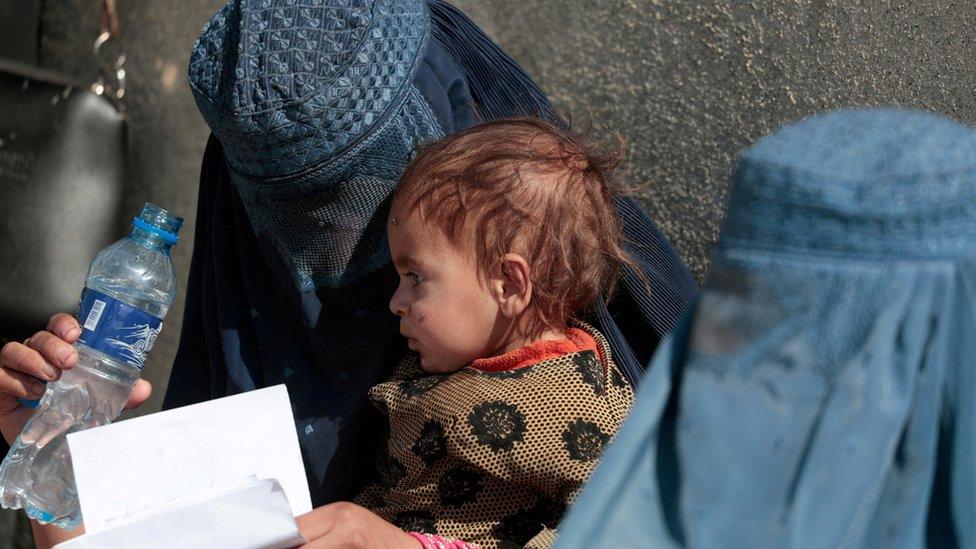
left=470, top=327, right=599, bottom=372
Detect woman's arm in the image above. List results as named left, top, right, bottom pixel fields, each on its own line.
left=296, top=501, right=421, bottom=549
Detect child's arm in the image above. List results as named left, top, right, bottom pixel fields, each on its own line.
left=407, top=532, right=480, bottom=549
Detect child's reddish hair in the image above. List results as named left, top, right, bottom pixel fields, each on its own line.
left=392, top=117, right=639, bottom=338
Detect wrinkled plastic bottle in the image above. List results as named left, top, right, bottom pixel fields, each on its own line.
left=0, top=203, right=182, bottom=529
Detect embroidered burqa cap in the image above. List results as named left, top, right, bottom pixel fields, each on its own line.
left=188, top=0, right=451, bottom=291
left=171, top=0, right=697, bottom=506
left=557, top=108, right=976, bottom=548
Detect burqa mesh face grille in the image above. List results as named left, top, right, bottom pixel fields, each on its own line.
left=231, top=87, right=443, bottom=290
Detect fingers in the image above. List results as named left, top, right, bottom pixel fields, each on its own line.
left=0, top=314, right=80, bottom=402
left=27, top=330, right=78, bottom=371
left=1, top=338, right=61, bottom=384
left=46, top=313, right=82, bottom=343
left=124, top=380, right=153, bottom=410
left=297, top=503, right=413, bottom=549
left=0, top=366, right=47, bottom=401
left=296, top=506, right=338, bottom=543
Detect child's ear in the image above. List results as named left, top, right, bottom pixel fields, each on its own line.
left=494, top=253, right=532, bottom=319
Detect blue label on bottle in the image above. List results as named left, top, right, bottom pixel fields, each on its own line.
left=77, top=288, right=162, bottom=370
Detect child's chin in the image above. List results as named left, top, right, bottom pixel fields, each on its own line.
left=419, top=356, right=463, bottom=374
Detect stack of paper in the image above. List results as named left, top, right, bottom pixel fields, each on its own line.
left=55, top=385, right=311, bottom=549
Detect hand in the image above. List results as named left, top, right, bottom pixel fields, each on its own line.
left=296, top=502, right=421, bottom=549
left=0, top=313, right=152, bottom=445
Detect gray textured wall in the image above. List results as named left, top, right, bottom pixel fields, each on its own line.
left=453, top=0, right=976, bottom=280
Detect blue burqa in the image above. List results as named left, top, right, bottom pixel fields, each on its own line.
left=557, top=109, right=975, bottom=548
left=166, top=0, right=697, bottom=506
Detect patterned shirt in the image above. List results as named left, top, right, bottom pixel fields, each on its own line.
left=356, top=324, right=634, bottom=548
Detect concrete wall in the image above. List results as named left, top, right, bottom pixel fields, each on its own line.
left=452, top=0, right=976, bottom=280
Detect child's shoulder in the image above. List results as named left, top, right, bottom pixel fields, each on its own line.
left=445, top=327, right=634, bottom=478
left=451, top=323, right=634, bottom=418
left=462, top=322, right=631, bottom=389
left=369, top=324, right=634, bottom=424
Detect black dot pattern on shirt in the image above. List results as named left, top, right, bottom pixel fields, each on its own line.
left=492, top=500, right=554, bottom=546
left=393, top=510, right=438, bottom=534
left=412, top=419, right=448, bottom=466
left=438, top=466, right=484, bottom=508
left=468, top=400, right=527, bottom=453
left=572, top=351, right=605, bottom=395
left=357, top=323, right=634, bottom=548
left=401, top=373, right=447, bottom=397
left=561, top=418, right=611, bottom=462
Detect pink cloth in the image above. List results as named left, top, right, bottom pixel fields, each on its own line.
left=408, top=532, right=480, bottom=549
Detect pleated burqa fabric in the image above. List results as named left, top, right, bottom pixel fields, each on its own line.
left=556, top=108, right=976, bottom=549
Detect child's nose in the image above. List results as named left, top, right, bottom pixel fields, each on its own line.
left=389, top=288, right=407, bottom=317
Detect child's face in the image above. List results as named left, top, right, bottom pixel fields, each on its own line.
left=388, top=211, right=506, bottom=373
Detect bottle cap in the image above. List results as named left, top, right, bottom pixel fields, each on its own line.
left=132, top=217, right=179, bottom=244
left=132, top=203, right=183, bottom=245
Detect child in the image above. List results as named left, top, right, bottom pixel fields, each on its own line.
left=364, top=117, right=639, bottom=548
left=300, top=118, right=638, bottom=548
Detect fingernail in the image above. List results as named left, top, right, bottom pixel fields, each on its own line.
left=64, top=326, right=81, bottom=340
left=56, top=347, right=75, bottom=366
left=42, top=364, right=59, bottom=381
left=30, top=381, right=46, bottom=396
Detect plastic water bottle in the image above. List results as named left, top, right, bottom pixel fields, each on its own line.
left=0, top=203, right=182, bottom=529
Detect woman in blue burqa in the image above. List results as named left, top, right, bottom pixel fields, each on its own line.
left=172, top=0, right=697, bottom=516
left=0, top=1, right=695, bottom=545
left=556, top=108, right=975, bottom=548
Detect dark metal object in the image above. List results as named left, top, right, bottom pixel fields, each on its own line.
left=0, top=58, right=126, bottom=337
left=0, top=0, right=42, bottom=64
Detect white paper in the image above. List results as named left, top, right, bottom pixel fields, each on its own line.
left=66, top=384, right=312, bottom=534
left=54, top=477, right=306, bottom=549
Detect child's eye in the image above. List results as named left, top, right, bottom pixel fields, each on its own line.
left=409, top=272, right=424, bottom=287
